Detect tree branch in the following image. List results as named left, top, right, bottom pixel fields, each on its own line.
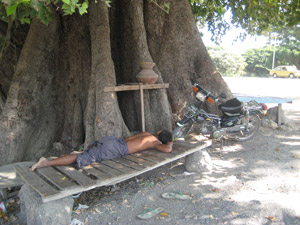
left=0, top=20, right=7, bottom=40
left=0, top=88, right=6, bottom=114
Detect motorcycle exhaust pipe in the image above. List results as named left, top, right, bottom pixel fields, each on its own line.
left=220, top=125, right=246, bottom=133
left=213, top=125, right=246, bottom=138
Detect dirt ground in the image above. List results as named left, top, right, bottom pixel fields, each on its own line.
left=2, top=100, right=299, bottom=225
left=65, top=101, right=299, bottom=225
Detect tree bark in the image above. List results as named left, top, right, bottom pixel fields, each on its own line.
left=58, top=14, right=91, bottom=148
left=115, top=0, right=173, bottom=133
left=0, top=20, right=7, bottom=39
left=145, top=0, right=232, bottom=114
left=0, top=9, right=61, bottom=164
left=0, top=89, right=5, bottom=113
left=86, top=0, right=130, bottom=145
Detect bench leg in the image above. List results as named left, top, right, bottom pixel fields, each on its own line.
left=0, top=188, right=8, bottom=200
left=277, top=103, right=282, bottom=127
left=19, top=184, right=74, bottom=225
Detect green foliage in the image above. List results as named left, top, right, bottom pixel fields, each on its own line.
left=61, top=0, right=89, bottom=16
left=0, top=0, right=95, bottom=25
left=243, top=42, right=300, bottom=77
left=1, top=0, right=52, bottom=25
left=0, top=0, right=168, bottom=26
left=243, top=46, right=273, bottom=77
left=274, top=26, right=300, bottom=54
left=243, top=26, right=300, bottom=77
left=190, top=0, right=300, bottom=42
left=208, top=46, right=246, bottom=76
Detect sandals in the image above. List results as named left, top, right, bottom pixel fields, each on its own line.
left=137, top=207, right=164, bottom=220
left=136, top=192, right=191, bottom=219
left=161, top=191, right=192, bottom=200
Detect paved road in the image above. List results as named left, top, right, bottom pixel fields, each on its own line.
left=224, top=76, right=300, bottom=123
left=223, top=77, right=300, bottom=99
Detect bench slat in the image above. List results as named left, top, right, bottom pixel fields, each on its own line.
left=82, top=166, right=113, bottom=180
left=14, top=165, right=59, bottom=198
left=111, top=158, right=146, bottom=170
left=91, top=162, right=124, bottom=176
left=123, top=155, right=156, bottom=167
left=132, top=152, right=165, bottom=162
left=101, top=160, right=137, bottom=174
left=142, top=149, right=176, bottom=159
left=55, top=165, right=96, bottom=187
left=37, top=167, right=77, bottom=190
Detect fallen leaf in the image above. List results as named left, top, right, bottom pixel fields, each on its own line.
left=211, top=188, right=221, bottom=192
left=232, top=211, right=238, bottom=215
left=266, top=216, right=275, bottom=221
left=160, top=212, right=168, bottom=217
left=61, top=176, right=66, bottom=180
left=292, top=154, right=299, bottom=158
left=274, top=148, right=280, bottom=151
left=209, top=214, right=214, bottom=219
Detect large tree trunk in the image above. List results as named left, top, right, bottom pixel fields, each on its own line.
left=145, top=0, right=232, bottom=114
left=86, top=0, right=130, bottom=145
left=113, top=0, right=173, bottom=133
left=0, top=0, right=231, bottom=166
left=0, top=9, right=61, bottom=164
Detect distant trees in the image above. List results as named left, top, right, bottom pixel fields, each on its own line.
left=243, top=46, right=273, bottom=77
left=243, top=26, right=300, bottom=77
left=244, top=44, right=300, bottom=77
left=209, top=27, right=300, bottom=77
left=208, top=46, right=245, bottom=76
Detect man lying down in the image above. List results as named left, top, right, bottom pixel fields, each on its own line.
left=31, top=130, right=173, bottom=171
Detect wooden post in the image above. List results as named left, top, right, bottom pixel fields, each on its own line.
left=104, top=83, right=168, bottom=132
left=278, top=103, right=282, bottom=127
left=0, top=188, right=8, bottom=200
left=139, top=84, right=145, bottom=132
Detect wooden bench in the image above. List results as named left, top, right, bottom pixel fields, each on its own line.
left=14, top=140, right=211, bottom=203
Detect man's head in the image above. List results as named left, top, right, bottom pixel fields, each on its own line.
left=157, top=130, right=173, bottom=144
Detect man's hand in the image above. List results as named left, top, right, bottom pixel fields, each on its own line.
left=156, top=142, right=173, bottom=153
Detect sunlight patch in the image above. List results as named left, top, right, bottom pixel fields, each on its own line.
left=280, top=141, right=300, bottom=146
left=230, top=175, right=300, bottom=214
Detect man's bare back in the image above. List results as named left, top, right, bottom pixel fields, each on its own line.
left=125, top=131, right=173, bottom=154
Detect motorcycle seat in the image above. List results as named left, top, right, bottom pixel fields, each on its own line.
left=219, top=98, right=242, bottom=114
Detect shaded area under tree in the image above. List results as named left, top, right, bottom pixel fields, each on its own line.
left=0, top=0, right=231, bottom=166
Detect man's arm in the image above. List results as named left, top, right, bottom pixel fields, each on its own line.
left=155, top=142, right=173, bottom=153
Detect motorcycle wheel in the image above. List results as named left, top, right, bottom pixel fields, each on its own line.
left=229, top=113, right=261, bottom=142
left=173, top=121, right=193, bottom=139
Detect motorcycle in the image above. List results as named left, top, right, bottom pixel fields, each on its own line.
left=173, top=79, right=267, bottom=142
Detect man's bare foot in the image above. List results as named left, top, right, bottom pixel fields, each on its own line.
left=30, top=157, right=48, bottom=171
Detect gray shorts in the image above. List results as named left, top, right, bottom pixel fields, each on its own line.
left=76, top=136, right=128, bottom=169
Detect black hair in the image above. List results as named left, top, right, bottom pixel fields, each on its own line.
left=158, top=130, right=173, bottom=144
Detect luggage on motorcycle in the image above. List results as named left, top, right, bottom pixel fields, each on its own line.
left=219, top=98, right=242, bottom=116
